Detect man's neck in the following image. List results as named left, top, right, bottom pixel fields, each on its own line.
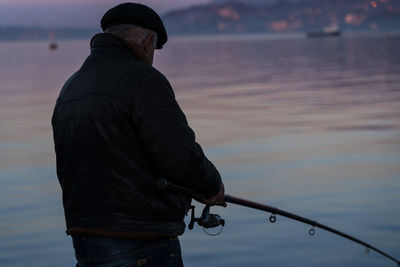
left=105, top=33, right=152, bottom=65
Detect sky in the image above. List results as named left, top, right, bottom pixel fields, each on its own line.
left=0, top=0, right=212, bottom=28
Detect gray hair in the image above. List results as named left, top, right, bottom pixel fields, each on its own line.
left=105, top=24, right=158, bottom=48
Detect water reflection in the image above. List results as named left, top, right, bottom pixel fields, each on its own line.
left=0, top=35, right=399, bottom=266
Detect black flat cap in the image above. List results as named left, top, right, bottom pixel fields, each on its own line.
left=101, top=3, right=167, bottom=49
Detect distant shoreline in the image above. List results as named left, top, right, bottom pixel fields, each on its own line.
left=0, top=26, right=98, bottom=41
left=0, top=31, right=400, bottom=43
left=0, top=26, right=400, bottom=42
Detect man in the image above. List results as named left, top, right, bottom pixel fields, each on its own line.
left=52, top=3, right=225, bottom=267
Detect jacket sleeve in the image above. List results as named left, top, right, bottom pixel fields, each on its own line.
left=130, top=70, right=222, bottom=197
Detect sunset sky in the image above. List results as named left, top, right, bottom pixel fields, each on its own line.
left=0, top=0, right=212, bottom=27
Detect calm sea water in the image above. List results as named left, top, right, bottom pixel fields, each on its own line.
left=0, top=34, right=399, bottom=267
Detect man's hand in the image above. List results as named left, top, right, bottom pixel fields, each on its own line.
left=196, top=183, right=227, bottom=207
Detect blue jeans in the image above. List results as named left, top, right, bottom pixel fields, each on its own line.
left=72, top=236, right=184, bottom=267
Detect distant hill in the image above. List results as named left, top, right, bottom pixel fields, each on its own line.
left=163, top=0, right=400, bottom=35
left=1, top=0, right=399, bottom=41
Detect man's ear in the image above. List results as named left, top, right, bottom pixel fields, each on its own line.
left=144, top=34, right=155, bottom=52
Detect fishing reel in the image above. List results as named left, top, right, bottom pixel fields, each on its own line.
left=188, top=205, right=225, bottom=236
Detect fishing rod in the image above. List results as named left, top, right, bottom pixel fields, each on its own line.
left=157, top=179, right=400, bottom=266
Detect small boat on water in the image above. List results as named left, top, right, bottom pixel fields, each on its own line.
left=48, top=30, right=58, bottom=51
left=307, top=25, right=341, bottom=38
left=49, top=42, right=58, bottom=50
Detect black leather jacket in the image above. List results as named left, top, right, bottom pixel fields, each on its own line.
left=51, top=33, right=222, bottom=236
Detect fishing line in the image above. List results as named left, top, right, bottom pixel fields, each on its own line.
left=157, top=179, right=400, bottom=266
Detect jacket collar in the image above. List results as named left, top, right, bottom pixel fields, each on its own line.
left=90, top=33, right=151, bottom=64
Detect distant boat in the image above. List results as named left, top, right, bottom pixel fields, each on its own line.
left=307, top=26, right=341, bottom=38
left=48, top=30, right=58, bottom=51
left=49, top=42, right=58, bottom=50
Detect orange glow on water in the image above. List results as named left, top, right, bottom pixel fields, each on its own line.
left=371, top=1, right=378, bottom=8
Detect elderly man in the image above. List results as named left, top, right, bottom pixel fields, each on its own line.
left=52, top=3, right=224, bottom=267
